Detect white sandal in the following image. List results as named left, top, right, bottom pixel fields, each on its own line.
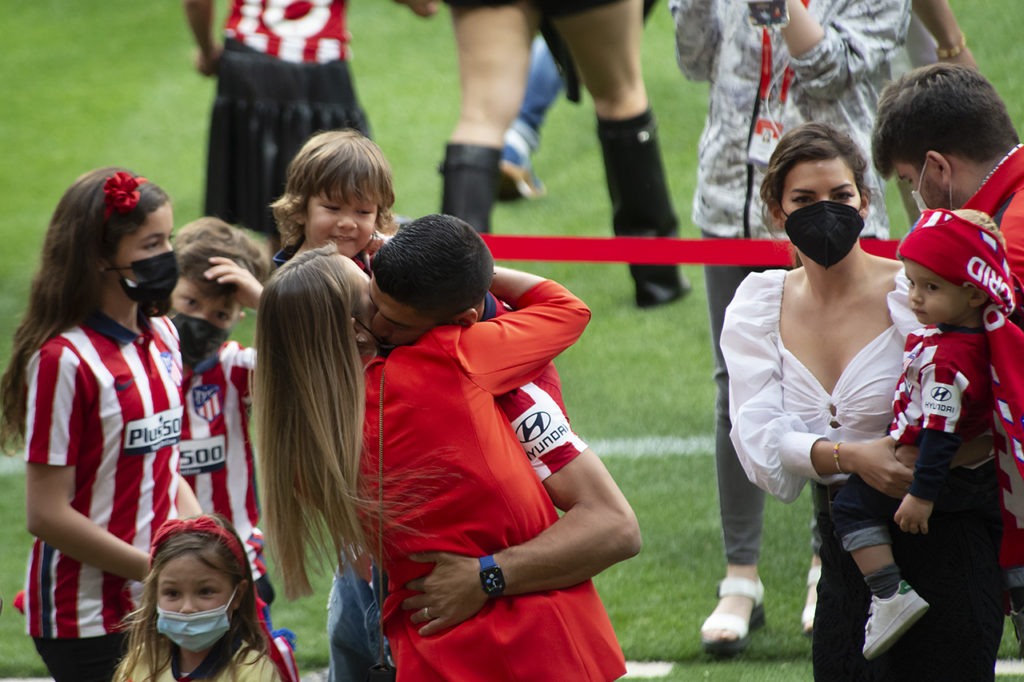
left=802, top=565, right=821, bottom=637
left=700, top=577, right=766, bottom=656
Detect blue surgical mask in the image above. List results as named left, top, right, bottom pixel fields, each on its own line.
left=157, top=586, right=236, bottom=652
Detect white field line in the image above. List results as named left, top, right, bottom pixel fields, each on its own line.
left=589, top=435, right=715, bottom=458
left=0, top=435, right=718, bottom=479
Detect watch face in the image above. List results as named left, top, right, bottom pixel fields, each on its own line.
left=481, top=566, right=505, bottom=595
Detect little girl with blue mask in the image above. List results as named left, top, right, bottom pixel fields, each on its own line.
left=115, top=514, right=297, bottom=682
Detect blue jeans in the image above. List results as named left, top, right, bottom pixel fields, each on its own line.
left=327, top=562, right=390, bottom=682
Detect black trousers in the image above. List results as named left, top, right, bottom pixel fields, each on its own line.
left=812, top=463, right=1003, bottom=681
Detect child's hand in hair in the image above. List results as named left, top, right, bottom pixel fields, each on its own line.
left=206, top=257, right=264, bottom=310
left=894, top=494, right=934, bottom=535
left=364, top=234, right=388, bottom=257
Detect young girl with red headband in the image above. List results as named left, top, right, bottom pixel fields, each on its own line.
left=115, top=514, right=297, bottom=682
left=0, top=168, right=202, bottom=682
left=831, top=208, right=1024, bottom=660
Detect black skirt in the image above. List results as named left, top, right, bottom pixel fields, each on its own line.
left=204, top=39, right=370, bottom=237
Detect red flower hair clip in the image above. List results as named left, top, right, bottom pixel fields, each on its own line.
left=103, top=171, right=148, bottom=220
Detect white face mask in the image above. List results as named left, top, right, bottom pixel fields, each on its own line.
left=911, top=156, right=954, bottom=213
left=156, top=586, right=237, bottom=653
left=911, top=158, right=931, bottom=213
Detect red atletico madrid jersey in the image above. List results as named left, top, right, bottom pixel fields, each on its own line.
left=23, top=313, right=184, bottom=639
left=181, top=341, right=266, bottom=580
left=890, top=325, right=992, bottom=446
left=224, top=0, right=350, bottom=63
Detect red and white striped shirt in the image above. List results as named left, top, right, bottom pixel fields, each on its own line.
left=23, top=313, right=184, bottom=639
left=890, top=325, right=992, bottom=445
left=224, top=0, right=349, bottom=64
left=498, top=365, right=587, bottom=481
left=180, top=342, right=265, bottom=579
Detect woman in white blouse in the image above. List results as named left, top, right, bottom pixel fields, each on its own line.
left=722, top=122, right=1003, bottom=679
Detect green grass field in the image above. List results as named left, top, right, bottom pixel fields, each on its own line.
left=2, top=1, right=1024, bottom=679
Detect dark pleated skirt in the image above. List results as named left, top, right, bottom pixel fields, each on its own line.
left=205, top=39, right=370, bottom=236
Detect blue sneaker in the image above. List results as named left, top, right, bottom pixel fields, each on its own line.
left=498, top=127, right=545, bottom=200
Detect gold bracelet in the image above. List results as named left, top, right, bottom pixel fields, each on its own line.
left=833, top=442, right=844, bottom=474
left=936, top=33, right=966, bottom=59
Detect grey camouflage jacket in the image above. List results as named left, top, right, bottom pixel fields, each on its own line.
left=670, top=0, right=910, bottom=239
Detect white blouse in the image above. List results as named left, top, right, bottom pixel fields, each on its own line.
left=722, top=269, right=920, bottom=503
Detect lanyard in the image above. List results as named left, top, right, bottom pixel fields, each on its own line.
left=758, top=0, right=810, bottom=104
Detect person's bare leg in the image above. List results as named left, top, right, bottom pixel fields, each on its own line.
left=553, top=0, right=686, bottom=306
left=449, top=3, right=537, bottom=146
left=851, top=544, right=895, bottom=577
left=551, top=0, right=647, bottom=120
left=440, top=3, right=538, bottom=231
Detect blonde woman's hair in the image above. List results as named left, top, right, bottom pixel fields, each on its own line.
left=115, top=514, right=266, bottom=682
left=254, top=246, right=368, bottom=598
left=271, top=129, right=396, bottom=253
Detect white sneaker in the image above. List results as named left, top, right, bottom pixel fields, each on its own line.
left=862, top=580, right=929, bottom=660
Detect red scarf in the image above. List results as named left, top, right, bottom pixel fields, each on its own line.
left=900, top=209, right=1024, bottom=565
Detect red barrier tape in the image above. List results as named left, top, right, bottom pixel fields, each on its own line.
left=480, top=235, right=900, bottom=266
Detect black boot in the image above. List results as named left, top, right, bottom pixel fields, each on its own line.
left=440, top=143, right=501, bottom=233
left=598, top=109, right=690, bottom=308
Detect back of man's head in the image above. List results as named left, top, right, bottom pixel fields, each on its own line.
left=372, top=214, right=494, bottom=318
left=872, top=63, right=1019, bottom=179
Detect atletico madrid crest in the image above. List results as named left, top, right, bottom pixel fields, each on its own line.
left=192, top=384, right=223, bottom=423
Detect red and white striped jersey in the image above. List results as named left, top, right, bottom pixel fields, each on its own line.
left=224, top=0, right=349, bottom=64
left=23, top=313, right=184, bottom=639
left=497, top=364, right=587, bottom=481
left=180, top=341, right=265, bottom=580
left=486, top=295, right=587, bottom=480
left=890, top=325, right=992, bottom=444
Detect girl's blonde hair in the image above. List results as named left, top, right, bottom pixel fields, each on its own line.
left=1, top=167, right=170, bottom=453
left=254, top=246, right=368, bottom=598
left=271, top=130, right=396, bottom=253
left=115, top=514, right=266, bottom=682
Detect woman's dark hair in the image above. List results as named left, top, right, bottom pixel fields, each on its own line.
left=759, top=122, right=870, bottom=227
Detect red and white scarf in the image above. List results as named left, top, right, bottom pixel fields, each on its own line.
left=901, top=209, right=1024, bottom=566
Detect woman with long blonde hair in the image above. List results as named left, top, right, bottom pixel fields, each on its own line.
left=254, top=249, right=369, bottom=599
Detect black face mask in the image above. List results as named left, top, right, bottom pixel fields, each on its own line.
left=113, top=251, right=179, bottom=303
left=783, top=201, right=864, bottom=268
left=172, top=314, right=231, bottom=367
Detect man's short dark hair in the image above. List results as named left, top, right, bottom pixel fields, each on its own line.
left=372, top=214, right=493, bottom=318
left=872, top=63, right=1019, bottom=178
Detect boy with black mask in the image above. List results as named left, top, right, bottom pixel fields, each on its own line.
left=169, top=217, right=277, bottom=614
